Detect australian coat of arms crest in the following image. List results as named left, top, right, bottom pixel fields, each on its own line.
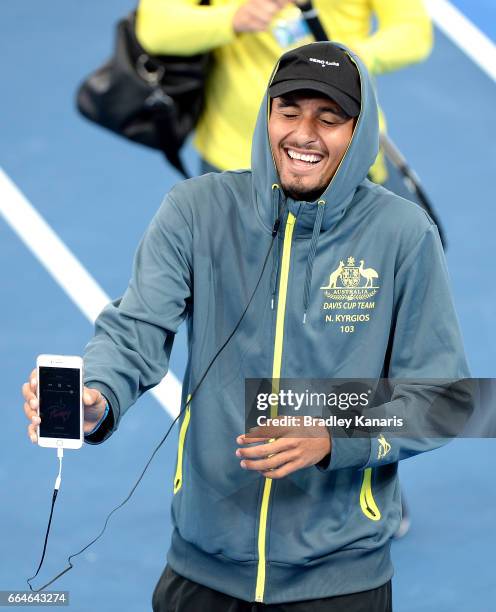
left=321, top=257, right=380, bottom=301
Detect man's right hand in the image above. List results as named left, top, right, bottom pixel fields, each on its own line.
left=22, top=368, right=107, bottom=444
left=233, top=0, right=290, bottom=34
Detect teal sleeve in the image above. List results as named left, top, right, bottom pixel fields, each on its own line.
left=83, top=194, right=193, bottom=445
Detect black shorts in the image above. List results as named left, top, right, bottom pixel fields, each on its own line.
left=152, top=565, right=392, bottom=612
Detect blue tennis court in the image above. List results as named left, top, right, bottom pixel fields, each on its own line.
left=1, top=1, right=495, bottom=610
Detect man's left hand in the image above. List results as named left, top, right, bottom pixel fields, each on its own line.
left=235, top=422, right=331, bottom=479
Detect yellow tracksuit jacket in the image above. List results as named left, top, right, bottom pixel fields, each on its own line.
left=136, top=0, right=432, bottom=178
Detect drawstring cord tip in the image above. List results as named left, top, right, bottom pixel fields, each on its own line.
left=272, top=218, right=281, bottom=237
left=303, top=312, right=307, bottom=324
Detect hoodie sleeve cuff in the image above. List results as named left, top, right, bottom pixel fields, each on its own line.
left=85, top=400, right=110, bottom=435
left=83, top=382, right=120, bottom=445
left=316, top=430, right=371, bottom=472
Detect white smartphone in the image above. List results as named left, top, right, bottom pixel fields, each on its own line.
left=36, top=354, right=83, bottom=450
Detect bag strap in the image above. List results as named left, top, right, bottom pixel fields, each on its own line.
left=158, top=0, right=209, bottom=178
left=298, top=1, right=446, bottom=247
left=297, top=0, right=329, bottom=41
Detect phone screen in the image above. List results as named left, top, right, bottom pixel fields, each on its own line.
left=39, top=366, right=81, bottom=439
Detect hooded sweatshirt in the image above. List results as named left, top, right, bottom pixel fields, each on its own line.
left=83, top=43, right=469, bottom=603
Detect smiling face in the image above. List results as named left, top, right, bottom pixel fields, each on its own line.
left=268, top=91, right=356, bottom=201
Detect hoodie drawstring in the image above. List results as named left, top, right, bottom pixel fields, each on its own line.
left=270, top=184, right=282, bottom=309
left=302, top=199, right=326, bottom=323
left=269, top=189, right=325, bottom=323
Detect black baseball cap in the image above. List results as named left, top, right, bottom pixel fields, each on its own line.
left=268, top=43, right=361, bottom=117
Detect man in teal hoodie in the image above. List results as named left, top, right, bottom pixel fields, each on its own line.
left=24, top=43, right=468, bottom=611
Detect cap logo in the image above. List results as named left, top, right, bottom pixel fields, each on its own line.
left=309, top=58, right=340, bottom=68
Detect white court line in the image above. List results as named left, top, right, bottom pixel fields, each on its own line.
left=0, top=167, right=182, bottom=418
left=426, top=0, right=496, bottom=83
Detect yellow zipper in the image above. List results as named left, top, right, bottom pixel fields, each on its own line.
left=359, top=468, right=381, bottom=521
left=173, top=396, right=192, bottom=494
left=255, top=212, right=296, bottom=602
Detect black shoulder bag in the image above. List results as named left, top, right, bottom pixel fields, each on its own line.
left=76, top=3, right=210, bottom=178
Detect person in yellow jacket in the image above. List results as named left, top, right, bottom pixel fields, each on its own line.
left=136, top=0, right=433, bottom=182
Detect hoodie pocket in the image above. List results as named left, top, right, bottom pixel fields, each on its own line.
left=173, top=401, right=191, bottom=494
left=360, top=468, right=381, bottom=521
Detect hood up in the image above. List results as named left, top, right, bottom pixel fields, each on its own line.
left=251, top=42, right=379, bottom=235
